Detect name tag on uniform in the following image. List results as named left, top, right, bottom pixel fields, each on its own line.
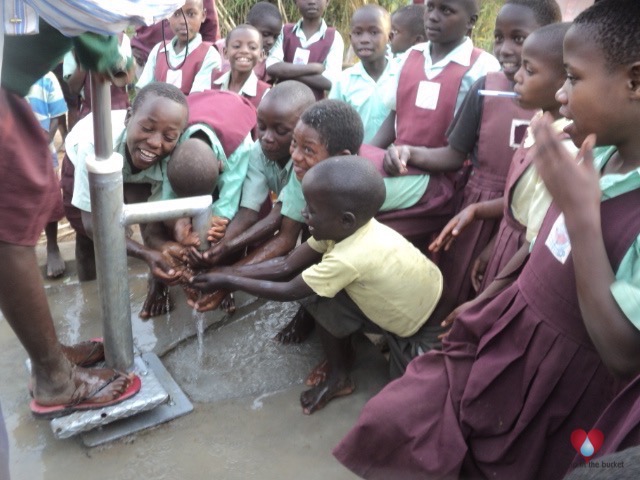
left=415, top=81, right=440, bottom=110
left=293, top=47, right=310, bottom=65
left=510, top=119, right=530, bottom=148
left=166, top=69, right=183, bottom=89
left=545, top=213, right=572, bottom=264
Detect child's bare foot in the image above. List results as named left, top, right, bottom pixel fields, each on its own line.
left=300, top=376, right=355, bottom=415
left=139, top=276, right=173, bottom=318
left=46, top=247, right=65, bottom=278
left=274, top=306, right=315, bottom=344
left=305, top=359, right=329, bottom=386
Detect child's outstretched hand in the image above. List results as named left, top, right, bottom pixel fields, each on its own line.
left=532, top=113, right=600, bottom=225
left=146, top=249, right=182, bottom=285
left=429, top=204, right=478, bottom=253
left=208, top=216, right=229, bottom=243
left=383, top=145, right=410, bottom=176
left=190, top=272, right=226, bottom=294
left=174, top=218, right=200, bottom=248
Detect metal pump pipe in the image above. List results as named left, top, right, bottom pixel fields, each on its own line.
left=88, top=74, right=211, bottom=372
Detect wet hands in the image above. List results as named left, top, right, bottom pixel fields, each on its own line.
left=383, top=145, right=410, bottom=176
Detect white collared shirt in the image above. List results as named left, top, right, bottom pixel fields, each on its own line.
left=266, top=18, right=344, bottom=85
left=383, top=37, right=500, bottom=113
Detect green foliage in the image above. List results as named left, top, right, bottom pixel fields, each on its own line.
left=218, top=0, right=502, bottom=54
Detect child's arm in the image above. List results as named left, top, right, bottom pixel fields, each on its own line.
left=369, top=111, right=397, bottom=148
left=533, top=115, right=640, bottom=379
left=429, top=198, right=503, bottom=252
left=190, top=242, right=321, bottom=301
left=266, top=62, right=331, bottom=91
left=384, top=144, right=467, bottom=176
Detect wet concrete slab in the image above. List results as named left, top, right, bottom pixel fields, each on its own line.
left=0, top=242, right=389, bottom=479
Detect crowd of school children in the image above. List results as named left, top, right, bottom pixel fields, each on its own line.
left=2, top=0, right=640, bottom=478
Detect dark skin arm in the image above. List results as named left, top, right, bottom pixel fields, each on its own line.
left=533, top=115, right=640, bottom=379
left=383, top=144, right=467, bottom=176
left=429, top=198, right=503, bottom=253
left=48, top=116, right=62, bottom=145
left=266, top=62, right=331, bottom=92
left=190, top=242, right=322, bottom=302
left=369, top=111, right=397, bottom=149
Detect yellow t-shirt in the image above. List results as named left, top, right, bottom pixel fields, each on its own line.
left=302, top=219, right=443, bottom=337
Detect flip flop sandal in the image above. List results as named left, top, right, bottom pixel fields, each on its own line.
left=29, top=372, right=142, bottom=419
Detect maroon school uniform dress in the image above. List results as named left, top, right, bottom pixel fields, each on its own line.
left=334, top=190, right=640, bottom=480
left=362, top=47, right=482, bottom=250
left=130, top=0, right=219, bottom=64
left=0, top=89, right=60, bottom=246
left=154, top=41, right=212, bottom=95
left=186, top=90, right=256, bottom=156
left=282, top=23, right=335, bottom=101
left=437, top=71, right=533, bottom=305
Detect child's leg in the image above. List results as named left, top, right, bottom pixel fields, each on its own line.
left=75, top=233, right=96, bottom=282
left=300, top=323, right=355, bottom=415
left=299, top=292, right=368, bottom=414
left=274, top=305, right=315, bottom=344
left=44, top=221, right=65, bottom=278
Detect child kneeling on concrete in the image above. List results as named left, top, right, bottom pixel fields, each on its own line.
left=189, top=155, right=442, bottom=415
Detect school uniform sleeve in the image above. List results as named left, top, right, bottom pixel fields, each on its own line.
left=328, top=69, right=347, bottom=100
left=213, top=133, right=253, bottom=220
left=457, top=50, right=500, bottom=113
left=380, top=175, right=430, bottom=211
left=320, top=30, right=344, bottom=86
left=189, top=45, right=222, bottom=93
left=611, top=239, right=640, bottom=328
left=278, top=173, right=306, bottom=223
left=302, top=252, right=359, bottom=298
left=265, top=29, right=285, bottom=68
left=446, top=76, right=485, bottom=157
left=239, top=141, right=270, bottom=212
left=135, top=42, right=160, bottom=90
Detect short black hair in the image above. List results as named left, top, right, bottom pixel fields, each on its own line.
left=299, top=100, right=364, bottom=156
left=168, top=138, right=219, bottom=197
left=525, top=22, right=572, bottom=74
left=353, top=4, right=391, bottom=30
left=246, top=1, right=282, bottom=25
left=304, top=155, right=386, bottom=222
left=132, top=82, right=188, bottom=117
left=225, top=23, right=262, bottom=46
left=573, top=0, right=640, bottom=70
left=504, top=0, right=562, bottom=26
left=392, top=5, right=426, bottom=38
left=260, top=80, right=315, bottom=113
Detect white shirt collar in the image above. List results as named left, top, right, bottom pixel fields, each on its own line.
left=212, top=70, right=259, bottom=97
left=412, top=36, right=474, bottom=69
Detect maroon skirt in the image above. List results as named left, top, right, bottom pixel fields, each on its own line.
left=333, top=282, right=617, bottom=480
left=479, top=208, right=526, bottom=292
left=435, top=168, right=505, bottom=309
left=0, top=88, right=61, bottom=246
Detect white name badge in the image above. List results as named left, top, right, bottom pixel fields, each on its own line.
left=545, top=213, right=572, bottom=264
left=415, top=80, right=441, bottom=110
left=293, top=47, right=311, bottom=65
left=166, top=69, right=183, bottom=89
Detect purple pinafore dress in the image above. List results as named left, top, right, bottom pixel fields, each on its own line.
left=436, top=71, right=532, bottom=305
left=334, top=188, right=640, bottom=480
left=361, top=48, right=482, bottom=250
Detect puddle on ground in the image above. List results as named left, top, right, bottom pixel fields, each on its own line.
left=164, top=301, right=323, bottom=404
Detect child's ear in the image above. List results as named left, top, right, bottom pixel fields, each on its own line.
left=124, top=107, right=133, bottom=126
left=627, top=62, right=640, bottom=98
left=341, top=211, right=356, bottom=229
left=223, top=46, right=228, bottom=59
left=467, top=14, right=478, bottom=31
